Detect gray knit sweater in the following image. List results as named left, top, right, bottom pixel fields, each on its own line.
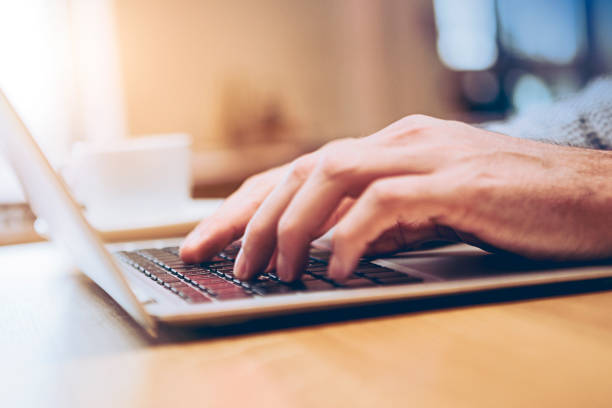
left=485, top=77, right=612, bottom=150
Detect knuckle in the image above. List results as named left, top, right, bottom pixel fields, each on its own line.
left=382, top=115, right=437, bottom=143
left=367, top=179, right=398, bottom=207
left=241, top=196, right=262, bottom=213
left=317, top=153, right=352, bottom=181
left=287, top=154, right=315, bottom=182
left=401, top=113, right=430, bottom=124
left=316, top=139, right=360, bottom=181
left=331, top=227, right=351, bottom=247
left=398, top=114, right=437, bottom=132
left=240, top=172, right=267, bottom=191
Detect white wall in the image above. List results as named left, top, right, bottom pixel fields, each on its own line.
left=0, top=0, right=125, bottom=202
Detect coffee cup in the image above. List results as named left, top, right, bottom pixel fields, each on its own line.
left=63, top=133, right=192, bottom=223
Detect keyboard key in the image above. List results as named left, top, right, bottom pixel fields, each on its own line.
left=159, top=275, right=181, bottom=283
left=219, top=243, right=241, bottom=260
left=180, top=269, right=215, bottom=278
left=214, top=286, right=252, bottom=300
left=118, top=243, right=422, bottom=303
left=189, top=274, right=225, bottom=284
left=201, top=282, right=238, bottom=292
left=250, top=281, right=294, bottom=296
left=301, top=280, right=336, bottom=291
left=306, top=270, right=328, bottom=278
left=355, top=266, right=395, bottom=274
left=307, top=264, right=328, bottom=271
left=168, top=281, right=190, bottom=289
left=308, top=250, right=330, bottom=262
left=180, top=287, right=213, bottom=303
left=340, top=278, right=377, bottom=289
left=209, top=261, right=234, bottom=269
left=162, top=247, right=180, bottom=256
left=265, top=272, right=281, bottom=281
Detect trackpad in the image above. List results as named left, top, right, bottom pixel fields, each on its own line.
left=382, top=244, right=612, bottom=282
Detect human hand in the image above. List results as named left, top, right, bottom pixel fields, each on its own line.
left=181, top=115, right=612, bottom=282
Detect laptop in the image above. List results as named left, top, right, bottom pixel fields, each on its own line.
left=2, top=89, right=612, bottom=336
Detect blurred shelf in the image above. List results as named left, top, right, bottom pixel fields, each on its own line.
left=191, top=141, right=304, bottom=188
left=0, top=203, right=43, bottom=246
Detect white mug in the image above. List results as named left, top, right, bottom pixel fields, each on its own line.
left=63, top=133, right=192, bottom=221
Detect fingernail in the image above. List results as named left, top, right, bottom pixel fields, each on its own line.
left=234, top=250, right=248, bottom=279
left=179, top=239, right=197, bottom=262
left=182, top=230, right=203, bottom=249
left=180, top=236, right=194, bottom=250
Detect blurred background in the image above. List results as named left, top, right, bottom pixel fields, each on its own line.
left=1, top=0, right=611, bottom=244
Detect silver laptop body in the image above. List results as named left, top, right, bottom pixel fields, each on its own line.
left=3, top=89, right=612, bottom=336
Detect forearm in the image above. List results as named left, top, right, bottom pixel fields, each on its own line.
left=454, top=145, right=612, bottom=260
left=484, top=77, right=612, bottom=150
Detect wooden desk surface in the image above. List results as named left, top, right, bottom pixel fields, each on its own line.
left=2, top=242, right=612, bottom=408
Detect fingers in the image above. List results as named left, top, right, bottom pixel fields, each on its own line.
left=236, top=140, right=363, bottom=281
left=328, top=175, right=446, bottom=281
left=182, top=115, right=453, bottom=272
left=234, top=154, right=318, bottom=280
left=179, top=204, right=249, bottom=263
left=231, top=122, right=449, bottom=280
left=274, top=174, right=348, bottom=280
left=274, top=142, right=421, bottom=281
left=314, top=197, right=355, bottom=238
left=179, top=166, right=285, bottom=263
left=238, top=136, right=434, bottom=281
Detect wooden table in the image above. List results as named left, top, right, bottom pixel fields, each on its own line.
left=2, top=242, right=612, bottom=408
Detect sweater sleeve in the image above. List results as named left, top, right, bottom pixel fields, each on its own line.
left=483, top=76, right=612, bottom=150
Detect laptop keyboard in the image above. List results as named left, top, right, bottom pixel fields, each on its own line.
left=115, top=243, right=422, bottom=304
